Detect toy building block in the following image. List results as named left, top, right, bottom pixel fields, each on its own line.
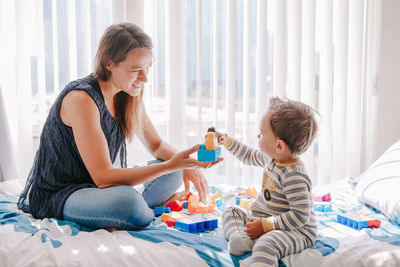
left=170, top=200, right=184, bottom=211
left=236, top=195, right=252, bottom=205
left=314, top=202, right=332, bottom=212
left=215, top=199, right=226, bottom=212
left=188, top=194, right=215, bottom=213
left=161, top=212, right=190, bottom=226
left=174, top=216, right=218, bottom=233
left=155, top=206, right=171, bottom=216
left=198, top=144, right=221, bottom=162
left=205, top=132, right=217, bottom=150
left=239, top=198, right=255, bottom=210
left=337, top=212, right=381, bottom=230
left=182, top=201, right=188, bottom=209
left=314, top=193, right=331, bottom=202
left=244, top=187, right=258, bottom=199
left=210, top=192, right=223, bottom=204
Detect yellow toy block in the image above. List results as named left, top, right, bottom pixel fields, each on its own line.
left=239, top=198, right=255, bottom=210
left=245, top=187, right=258, bottom=199
left=205, top=132, right=217, bottom=150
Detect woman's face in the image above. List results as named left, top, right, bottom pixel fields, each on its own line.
left=107, top=48, right=153, bottom=97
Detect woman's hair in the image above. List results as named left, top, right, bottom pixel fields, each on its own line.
left=267, top=97, right=319, bottom=155
left=94, top=23, right=153, bottom=141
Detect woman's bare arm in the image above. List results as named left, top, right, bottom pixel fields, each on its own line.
left=60, top=90, right=210, bottom=188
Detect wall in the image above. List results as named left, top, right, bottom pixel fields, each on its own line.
left=374, top=0, right=400, bottom=160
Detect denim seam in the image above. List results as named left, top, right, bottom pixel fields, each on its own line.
left=63, top=211, right=133, bottom=229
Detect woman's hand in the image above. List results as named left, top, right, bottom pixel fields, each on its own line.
left=166, top=144, right=223, bottom=203
left=182, top=169, right=209, bottom=203
left=245, top=218, right=265, bottom=239
left=166, top=144, right=222, bottom=170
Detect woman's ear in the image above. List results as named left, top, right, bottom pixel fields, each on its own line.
left=105, top=60, right=114, bottom=71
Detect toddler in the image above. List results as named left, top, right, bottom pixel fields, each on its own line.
left=220, top=97, right=318, bottom=267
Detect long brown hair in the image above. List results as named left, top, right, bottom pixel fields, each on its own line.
left=94, top=23, right=152, bottom=141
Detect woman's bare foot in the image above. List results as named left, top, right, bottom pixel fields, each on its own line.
left=105, top=227, right=118, bottom=232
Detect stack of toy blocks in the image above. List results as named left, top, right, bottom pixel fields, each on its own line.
left=198, top=130, right=221, bottom=162
left=209, top=192, right=226, bottom=212
left=236, top=187, right=257, bottom=210
left=314, top=193, right=333, bottom=212
left=174, top=216, right=218, bottom=233
left=337, top=212, right=381, bottom=230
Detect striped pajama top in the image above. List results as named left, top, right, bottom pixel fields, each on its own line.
left=225, top=137, right=317, bottom=244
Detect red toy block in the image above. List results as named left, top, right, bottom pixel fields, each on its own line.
left=170, top=200, right=184, bottom=211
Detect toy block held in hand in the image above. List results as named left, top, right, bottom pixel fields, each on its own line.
left=337, top=212, right=381, bottom=230
left=197, top=144, right=221, bottom=162
left=205, top=132, right=217, bottom=150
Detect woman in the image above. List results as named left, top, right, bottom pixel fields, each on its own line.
left=18, top=23, right=221, bottom=230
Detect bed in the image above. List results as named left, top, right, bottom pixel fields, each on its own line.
left=1, top=139, right=400, bottom=267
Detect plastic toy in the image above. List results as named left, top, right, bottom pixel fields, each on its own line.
left=154, top=206, right=171, bottom=216
left=174, top=216, right=218, bottom=233
left=314, top=193, right=331, bottom=202
left=236, top=195, right=253, bottom=205
left=161, top=212, right=189, bottom=224
left=337, top=212, right=381, bottom=230
left=188, top=194, right=215, bottom=213
left=239, top=198, right=254, bottom=210
left=170, top=200, right=184, bottom=211
left=314, top=202, right=332, bottom=212
left=198, top=128, right=221, bottom=162
left=215, top=198, right=226, bottom=212
left=244, top=187, right=258, bottom=198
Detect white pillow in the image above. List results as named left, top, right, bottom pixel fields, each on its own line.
left=355, top=139, right=400, bottom=225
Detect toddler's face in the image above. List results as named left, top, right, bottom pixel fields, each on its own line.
left=257, top=113, right=278, bottom=158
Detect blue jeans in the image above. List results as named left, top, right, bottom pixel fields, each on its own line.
left=63, top=160, right=182, bottom=230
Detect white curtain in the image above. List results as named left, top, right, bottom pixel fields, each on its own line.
left=0, top=0, right=382, bottom=186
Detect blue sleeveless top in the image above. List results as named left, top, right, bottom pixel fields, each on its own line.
left=18, top=74, right=127, bottom=220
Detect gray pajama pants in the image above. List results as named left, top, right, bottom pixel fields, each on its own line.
left=222, top=206, right=311, bottom=267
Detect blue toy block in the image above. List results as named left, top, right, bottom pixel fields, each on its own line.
left=197, top=144, right=221, bottom=162
left=236, top=195, right=252, bottom=205
left=314, top=202, right=332, bottom=212
left=174, top=217, right=218, bottom=233
left=215, top=199, right=226, bottom=212
left=337, top=213, right=381, bottom=230
left=182, top=201, right=188, bottom=209
left=154, top=206, right=171, bottom=216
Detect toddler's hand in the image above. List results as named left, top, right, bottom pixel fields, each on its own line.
left=205, top=127, right=227, bottom=145
left=245, top=218, right=264, bottom=239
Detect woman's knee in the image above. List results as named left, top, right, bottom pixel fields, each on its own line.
left=109, top=186, right=154, bottom=229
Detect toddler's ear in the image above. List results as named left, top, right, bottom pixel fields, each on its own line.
left=275, top=139, right=287, bottom=154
